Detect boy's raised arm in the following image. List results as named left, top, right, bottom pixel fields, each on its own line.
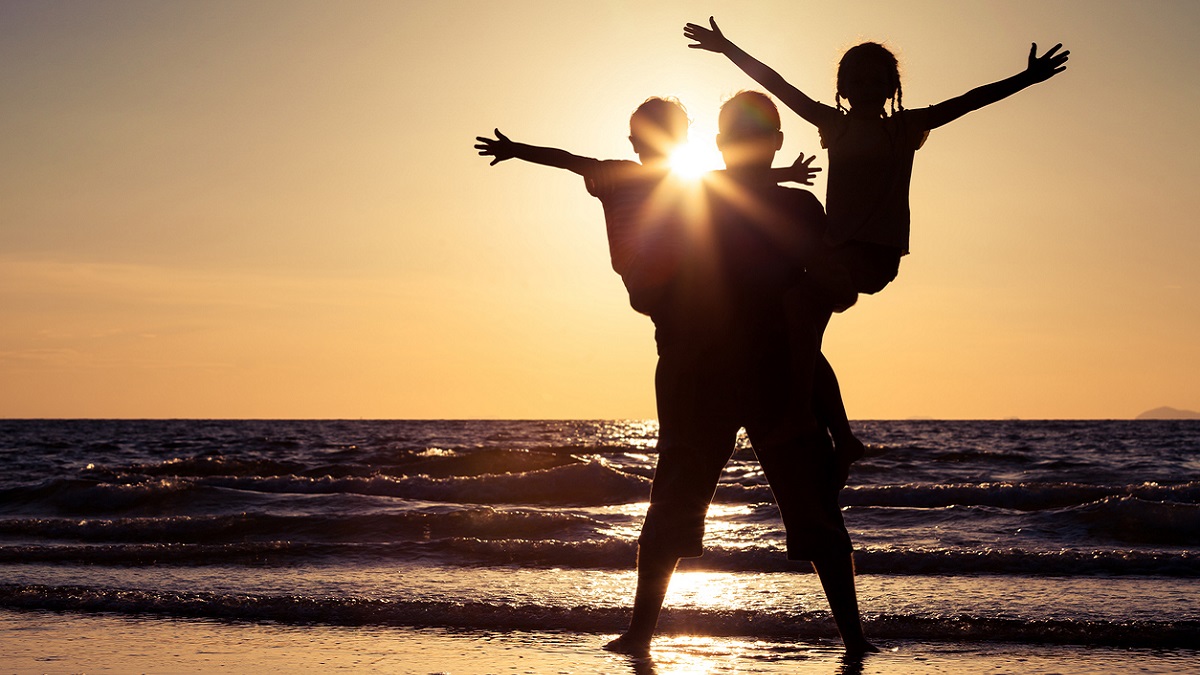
left=684, top=17, right=829, bottom=127
left=917, top=43, right=1070, bottom=131
left=474, top=129, right=597, bottom=176
left=770, top=152, right=822, bottom=186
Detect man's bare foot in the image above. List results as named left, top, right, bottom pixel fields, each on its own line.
left=603, top=634, right=651, bottom=658
left=844, top=639, right=881, bottom=657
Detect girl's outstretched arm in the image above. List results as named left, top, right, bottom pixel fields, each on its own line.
left=916, top=43, right=1070, bottom=131
left=474, top=129, right=597, bottom=176
left=684, top=17, right=833, bottom=127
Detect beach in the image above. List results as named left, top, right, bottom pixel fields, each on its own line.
left=5, top=609, right=1198, bottom=674
left=1, top=419, right=1197, bottom=673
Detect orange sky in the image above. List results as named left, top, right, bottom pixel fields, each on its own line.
left=2, top=0, right=1198, bottom=419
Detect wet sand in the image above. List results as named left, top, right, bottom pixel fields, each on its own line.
left=4, top=609, right=1198, bottom=674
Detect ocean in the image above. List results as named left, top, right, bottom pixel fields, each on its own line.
left=1, top=419, right=1197, bottom=670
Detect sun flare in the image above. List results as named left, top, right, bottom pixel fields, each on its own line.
left=668, top=141, right=724, bottom=180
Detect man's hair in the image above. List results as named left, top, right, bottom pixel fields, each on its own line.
left=717, top=91, right=781, bottom=140
left=629, top=97, right=689, bottom=152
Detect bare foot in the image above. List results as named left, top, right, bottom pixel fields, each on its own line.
left=603, top=634, right=651, bottom=658
left=844, top=639, right=881, bottom=656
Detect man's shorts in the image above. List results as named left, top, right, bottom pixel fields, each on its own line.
left=638, top=348, right=853, bottom=561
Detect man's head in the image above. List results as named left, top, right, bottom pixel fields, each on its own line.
left=716, top=91, right=783, bottom=170
left=629, top=97, right=689, bottom=165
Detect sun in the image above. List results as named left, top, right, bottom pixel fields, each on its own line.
left=668, top=141, right=723, bottom=180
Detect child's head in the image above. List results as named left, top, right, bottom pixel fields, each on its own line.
left=836, top=42, right=902, bottom=115
left=716, top=90, right=783, bottom=169
left=629, top=97, right=689, bottom=163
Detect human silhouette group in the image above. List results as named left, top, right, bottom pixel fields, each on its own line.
left=475, top=16, right=1068, bottom=659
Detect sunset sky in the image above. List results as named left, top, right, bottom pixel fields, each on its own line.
left=2, top=0, right=1198, bottom=420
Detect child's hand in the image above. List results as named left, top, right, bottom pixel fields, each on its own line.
left=786, top=152, right=822, bottom=186
left=1024, top=43, right=1069, bottom=83
left=474, top=129, right=516, bottom=166
left=684, top=16, right=732, bottom=53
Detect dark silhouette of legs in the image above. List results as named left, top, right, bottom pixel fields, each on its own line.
left=787, top=276, right=866, bottom=487
left=813, top=354, right=866, bottom=487
left=812, top=552, right=878, bottom=655
left=604, top=547, right=680, bottom=657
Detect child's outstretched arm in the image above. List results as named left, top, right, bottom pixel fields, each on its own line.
left=474, top=129, right=596, bottom=176
left=684, top=17, right=831, bottom=127
left=771, top=152, right=822, bottom=185
left=918, top=43, right=1070, bottom=131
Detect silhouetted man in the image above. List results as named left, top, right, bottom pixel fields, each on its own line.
left=606, top=91, right=875, bottom=658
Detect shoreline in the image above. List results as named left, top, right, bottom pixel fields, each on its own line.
left=4, top=609, right=1199, bottom=675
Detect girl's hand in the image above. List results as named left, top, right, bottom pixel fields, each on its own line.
left=684, top=16, right=732, bottom=53
left=1025, top=43, right=1070, bottom=83
left=474, top=129, right=515, bottom=166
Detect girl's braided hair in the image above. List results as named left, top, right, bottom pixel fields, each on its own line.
left=836, top=42, right=903, bottom=116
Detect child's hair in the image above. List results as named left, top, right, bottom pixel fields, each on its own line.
left=835, top=42, right=903, bottom=115
left=629, top=97, right=690, bottom=153
left=717, top=90, right=780, bottom=139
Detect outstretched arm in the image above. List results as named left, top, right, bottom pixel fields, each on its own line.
left=684, top=17, right=832, bottom=127
left=474, top=129, right=596, bottom=176
left=771, top=152, right=822, bottom=185
left=917, top=43, right=1070, bottom=131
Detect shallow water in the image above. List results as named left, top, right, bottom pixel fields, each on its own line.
left=1, top=419, right=1197, bottom=650
left=4, top=610, right=1198, bottom=675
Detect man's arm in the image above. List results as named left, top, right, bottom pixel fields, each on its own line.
left=684, top=17, right=832, bottom=127
left=475, top=129, right=597, bottom=176
left=913, top=43, right=1070, bottom=132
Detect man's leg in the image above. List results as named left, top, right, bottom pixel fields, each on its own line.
left=811, top=552, right=878, bottom=655
left=604, top=548, right=680, bottom=657
left=606, top=349, right=736, bottom=656
left=749, top=416, right=875, bottom=655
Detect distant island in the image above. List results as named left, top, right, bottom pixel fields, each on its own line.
left=1136, top=406, right=1200, bottom=420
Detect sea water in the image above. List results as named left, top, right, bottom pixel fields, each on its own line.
left=0, top=419, right=1197, bottom=650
